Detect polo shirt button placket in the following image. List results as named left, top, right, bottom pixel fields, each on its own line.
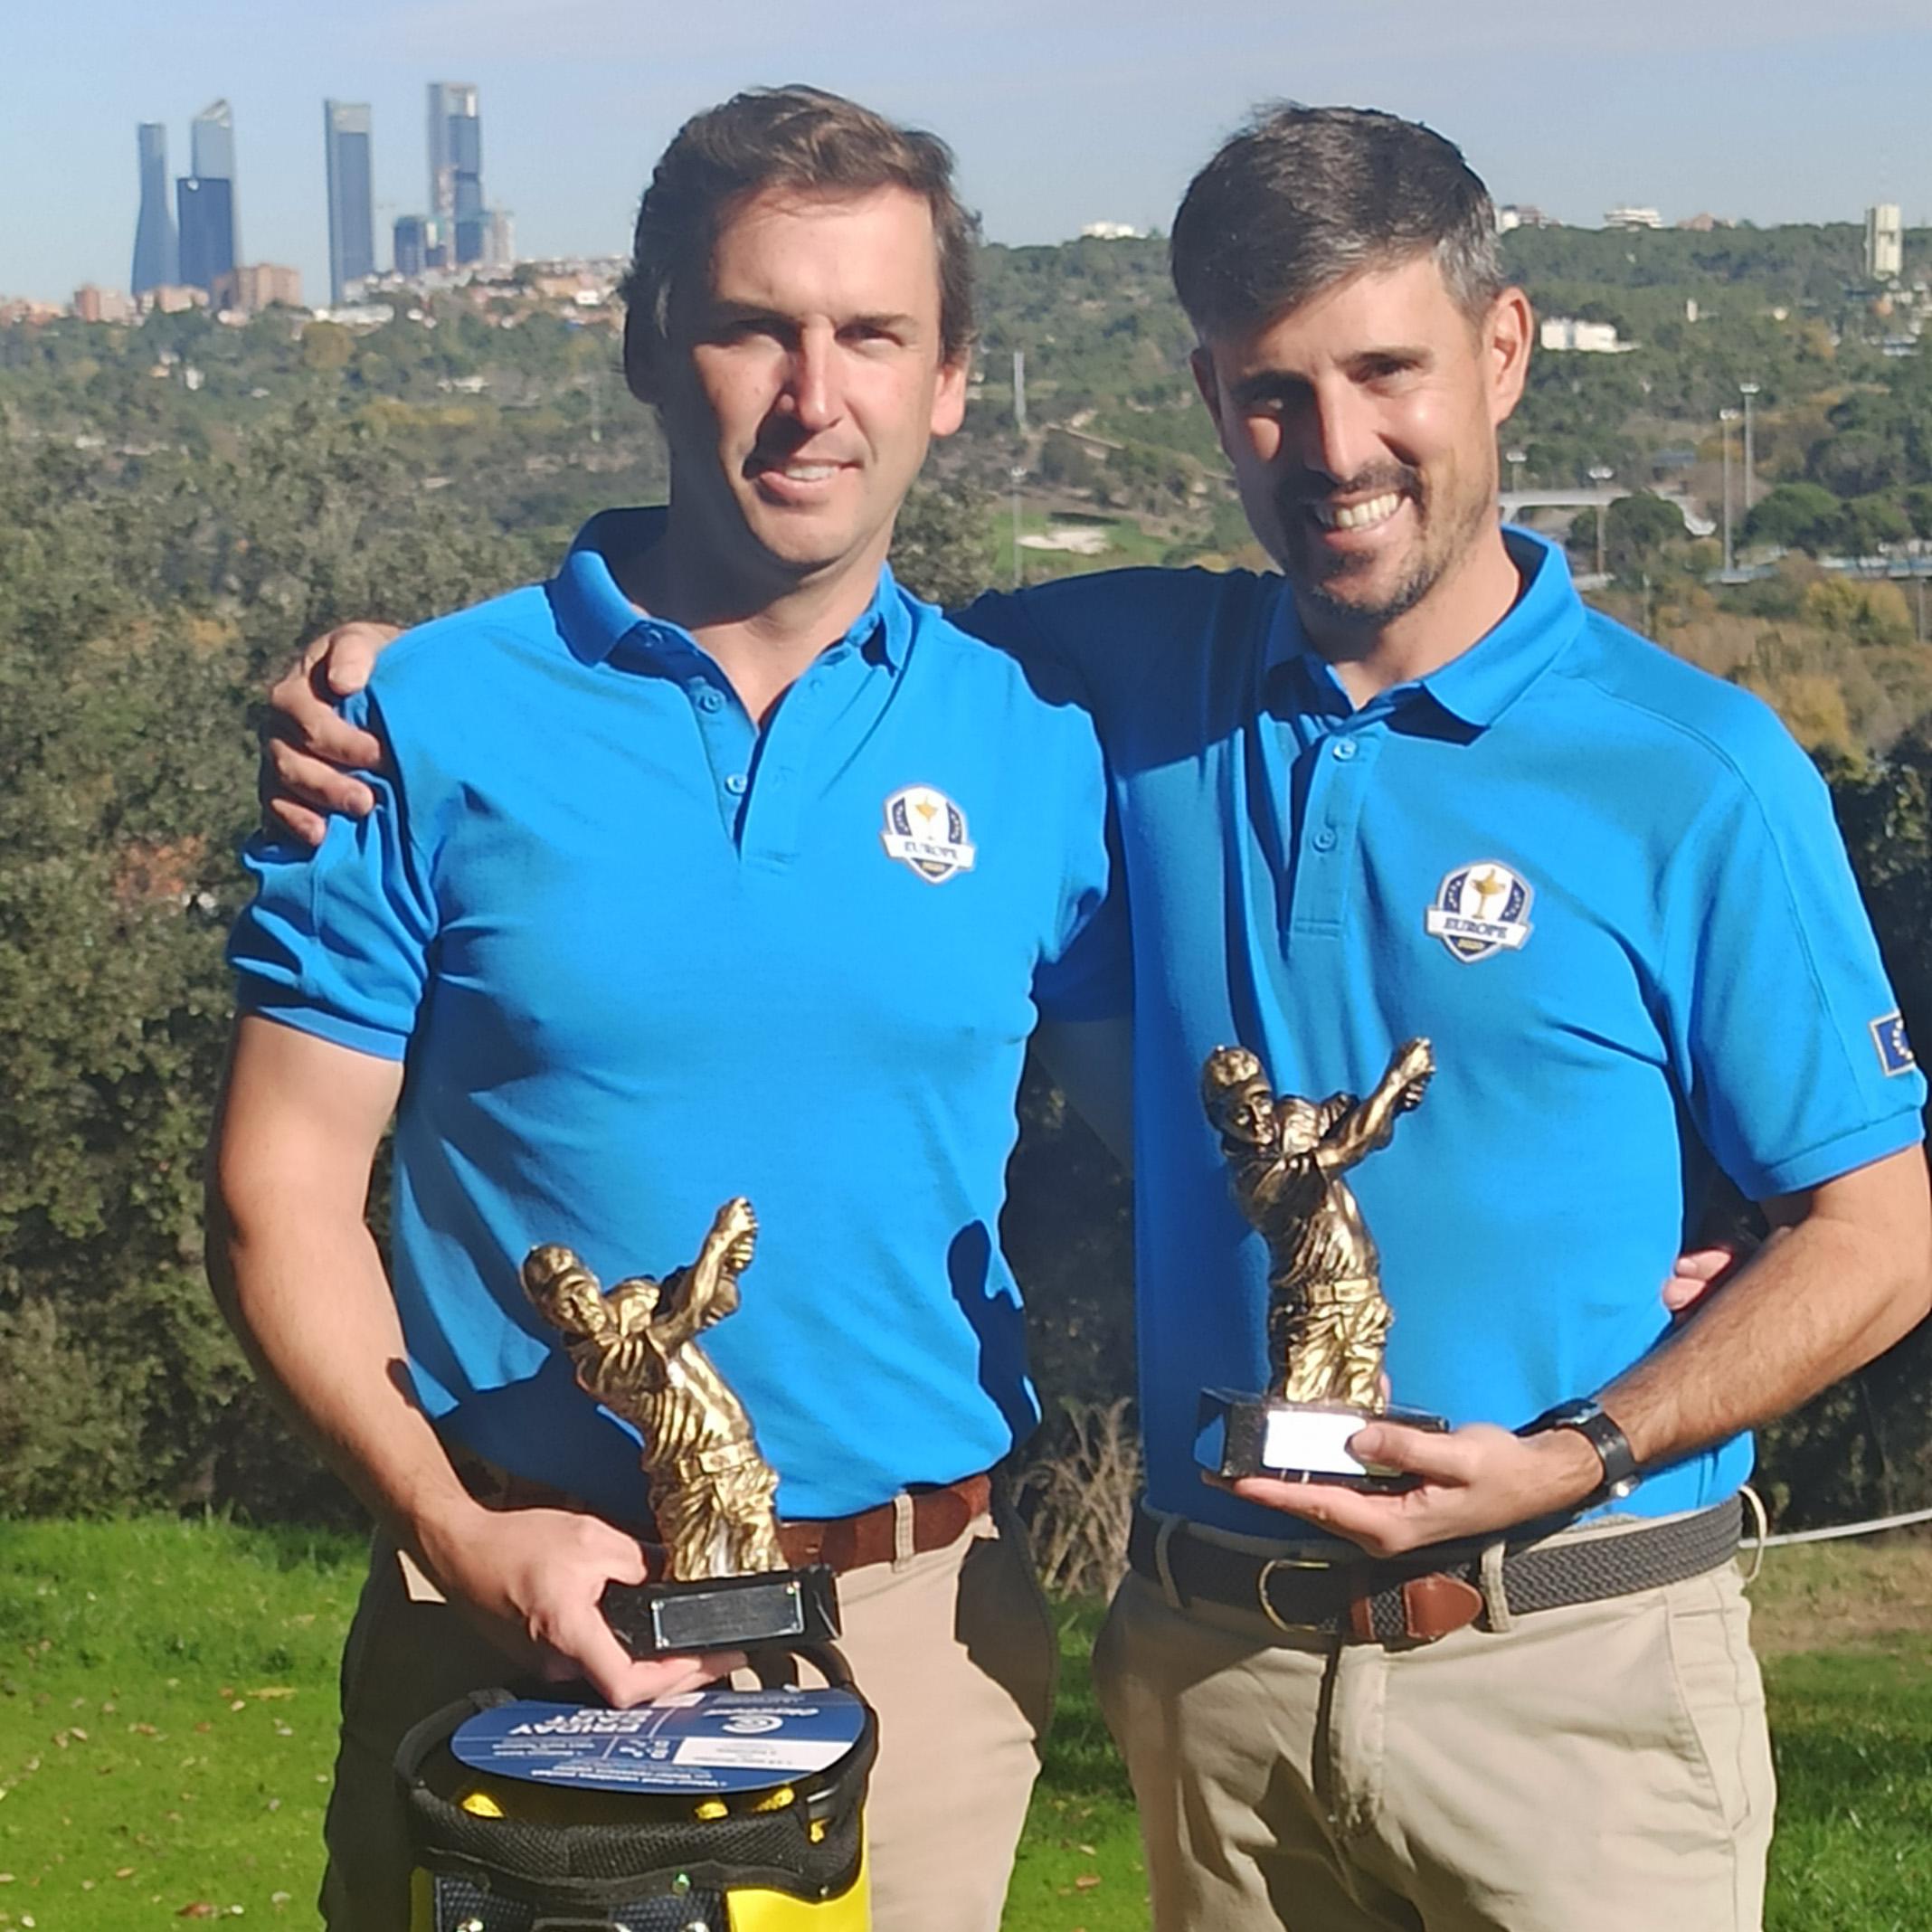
left=1312, top=827, right=1339, bottom=853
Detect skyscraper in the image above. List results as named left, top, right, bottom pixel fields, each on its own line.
left=177, top=176, right=236, bottom=295
left=131, top=121, right=178, bottom=295
left=426, top=81, right=477, bottom=221
left=191, top=99, right=236, bottom=195
left=450, top=109, right=485, bottom=264
left=178, top=99, right=240, bottom=297
left=324, top=100, right=376, bottom=304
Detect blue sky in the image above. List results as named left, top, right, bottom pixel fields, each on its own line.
left=5, top=0, right=1930, bottom=305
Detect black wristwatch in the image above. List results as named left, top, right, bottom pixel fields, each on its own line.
left=1518, top=1397, right=1641, bottom=1507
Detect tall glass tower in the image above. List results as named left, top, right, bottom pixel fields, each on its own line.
left=131, top=122, right=178, bottom=295
left=426, top=81, right=477, bottom=221
left=178, top=99, right=240, bottom=295
left=176, top=177, right=236, bottom=294
left=324, top=100, right=376, bottom=303
left=450, top=111, right=485, bottom=264
left=191, top=99, right=236, bottom=193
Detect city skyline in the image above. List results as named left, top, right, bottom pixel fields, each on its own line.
left=6, top=0, right=1932, bottom=307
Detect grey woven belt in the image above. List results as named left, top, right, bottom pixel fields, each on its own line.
left=1126, top=1499, right=1741, bottom=1644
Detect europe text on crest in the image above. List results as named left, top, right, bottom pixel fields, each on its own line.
left=881, top=784, right=977, bottom=884
left=1424, top=859, right=1534, bottom=962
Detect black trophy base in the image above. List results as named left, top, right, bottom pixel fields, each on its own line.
left=601, top=1564, right=841, bottom=1657
left=1199, top=1389, right=1449, bottom=1492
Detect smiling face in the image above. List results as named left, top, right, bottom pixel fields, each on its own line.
left=1192, top=252, right=1530, bottom=648
left=634, top=185, right=968, bottom=606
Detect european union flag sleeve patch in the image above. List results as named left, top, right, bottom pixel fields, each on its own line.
left=1871, top=1012, right=1916, bottom=1076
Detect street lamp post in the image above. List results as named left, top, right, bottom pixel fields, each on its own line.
left=1738, top=382, right=1760, bottom=515
left=1009, top=463, right=1027, bottom=591
left=1587, top=464, right=1615, bottom=577
left=1505, top=446, right=1526, bottom=497
left=1719, top=407, right=1740, bottom=576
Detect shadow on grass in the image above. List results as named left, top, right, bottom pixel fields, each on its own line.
left=1040, top=1599, right=1134, bottom=1805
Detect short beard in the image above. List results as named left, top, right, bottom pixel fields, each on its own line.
left=1295, top=548, right=1440, bottom=631
left=1284, top=463, right=1492, bottom=634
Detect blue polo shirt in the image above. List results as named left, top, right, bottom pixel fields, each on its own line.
left=973, top=529, right=1924, bottom=1535
left=229, top=508, right=1123, bottom=1523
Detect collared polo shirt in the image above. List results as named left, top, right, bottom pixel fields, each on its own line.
left=971, top=529, right=1924, bottom=1536
left=229, top=508, right=1122, bottom=1522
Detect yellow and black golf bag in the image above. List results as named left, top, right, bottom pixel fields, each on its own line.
left=399, top=1663, right=876, bottom=1931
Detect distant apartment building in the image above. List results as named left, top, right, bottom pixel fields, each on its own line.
left=1539, top=317, right=1634, bottom=354
left=74, top=285, right=137, bottom=325
left=1867, top=204, right=1904, bottom=282
left=214, top=263, right=303, bottom=313
left=325, top=101, right=376, bottom=304
left=1494, top=204, right=1553, bottom=233
left=138, top=284, right=209, bottom=316
left=483, top=207, right=516, bottom=270
left=130, top=122, right=178, bottom=295
left=1080, top=221, right=1143, bottom=241
left=393, top=213, right=450, bottom=278
left=1603, top=205, right=1664, bottom=231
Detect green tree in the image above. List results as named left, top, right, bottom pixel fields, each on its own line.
left=1754, top=740, right=1932, bottom=1523
left=0, top=414, right=533, bottom=1521
left=1597, top=491, right=1689, bottom=579
left=1744, top=481, right=1842, bottom=554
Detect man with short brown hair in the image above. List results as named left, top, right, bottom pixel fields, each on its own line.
left=984, top=103, right=1928, bottom=1929
left=210, top=87, right=1121, bottom=1932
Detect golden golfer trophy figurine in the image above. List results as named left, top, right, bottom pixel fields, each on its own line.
left=1197, top=1037, right=1449, bottom=1489
left=523, top=1196, right=840, bottom=1656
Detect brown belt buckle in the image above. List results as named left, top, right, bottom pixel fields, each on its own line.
left=1344, top=1570, right=1484, bottom=1644
left=1255, top=1554, right=1335, bottom=1635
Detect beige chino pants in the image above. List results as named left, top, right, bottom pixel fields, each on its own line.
left=319, top=1504, right=1056, bottom=1932
left=1094, top=1521, right=1774, bottom=1932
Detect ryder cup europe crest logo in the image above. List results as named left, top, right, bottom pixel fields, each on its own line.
left=1424, top=859, right=1534, bottom=962
left=881, top=784, right=977, bottom=885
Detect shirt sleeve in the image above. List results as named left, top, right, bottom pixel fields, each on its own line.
left=225, top=691, right=438, bottom=1061
left=1664, top=724, right=1925, bottom=1199
left=1034, top=821, right=1132, bottom=1024
left=977, top=598, right=1132, bottom=1026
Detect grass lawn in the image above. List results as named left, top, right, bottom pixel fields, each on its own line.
left=0, top=1520, right=1927, bottom=1928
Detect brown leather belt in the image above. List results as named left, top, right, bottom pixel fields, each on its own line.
left=780, top=1473, right=993, bottom=1573
left=1129, top=1499, right=1741, bottom=1644
left=456, top=1451, right=991, bottom=1578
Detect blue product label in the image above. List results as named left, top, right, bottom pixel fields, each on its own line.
left=450, top=1689, right=868, bottom=1795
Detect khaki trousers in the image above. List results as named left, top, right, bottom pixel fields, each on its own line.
left=1094, top=1526, right=1774, bottom=1932
left=320, top=1506, right=1056, bottom=1932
